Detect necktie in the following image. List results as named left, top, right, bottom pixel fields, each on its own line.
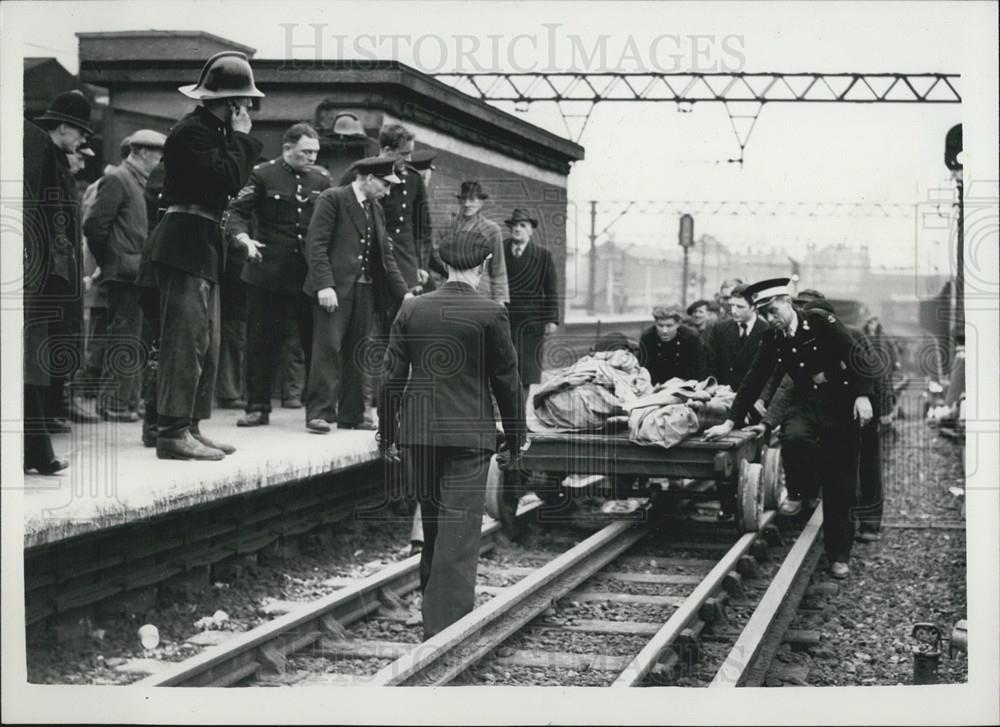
left=513, top=245, right=523, bottom=258
left=739, top=323, right=747, bottom=338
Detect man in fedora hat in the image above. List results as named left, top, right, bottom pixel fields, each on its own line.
left=503, top=208, right=559, bottom=405
left=302, top=156, right=410, bottom=433
left=433, top=181, right=508, bottom=305
left=705, top=278, right=875, bottom=579
left=381, top=233, right=524, bottom=639
left=22, top=91, right=94, bottom=473
left=136, top=51, right=264, bottom=460
left=84, top=130, right=167, bottom=423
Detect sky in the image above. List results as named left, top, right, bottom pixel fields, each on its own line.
left=3, top=0, right=992, bottom=273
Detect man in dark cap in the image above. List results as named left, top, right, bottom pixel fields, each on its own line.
left=84, top=130, right=166, bottom=422
left=137, top=52, right=264, bottom=460
left=381, top=234, right=524, bottom=639
left=228, top=123, right=331, bottom=428
left=23, top=90, right=94, bottom=473
left=503, top=208, right=559, bottom=405
left=302, top=156, right=409, bottom=433
left=705, top=278, right=875, bottom=579
left=757, top=290, right=890, bottom=543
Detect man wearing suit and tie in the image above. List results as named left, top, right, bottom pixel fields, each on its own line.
left=302, top=157, right=410, bottom=433
left=503, top=208, right=559, bottom=405
left=381, top=235, right=525, bottom=639
left=704, top=283, right=769, bottom=397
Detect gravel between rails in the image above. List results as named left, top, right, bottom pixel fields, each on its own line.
left=26, top=517, right=414, bottom=685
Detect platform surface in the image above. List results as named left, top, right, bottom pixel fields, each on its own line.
left=22, top=406, right=379, bottom=549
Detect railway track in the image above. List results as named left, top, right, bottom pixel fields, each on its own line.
left=135, top=498, right=823, bottom=688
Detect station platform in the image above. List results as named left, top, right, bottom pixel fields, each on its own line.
left=22, top=407, right=379, bottom=550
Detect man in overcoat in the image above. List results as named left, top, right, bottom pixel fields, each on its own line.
left=502, top=208, right=559, bottom=404
left=23, top=91, right=93, bottom=473
left=137, top=52, right=263, bottom=460
left=302, top=157, right=409, bottom=432
left=381, top=235, right=525, bottom=639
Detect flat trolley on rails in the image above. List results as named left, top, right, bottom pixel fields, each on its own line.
left=485, top=429, right=785, bottom=535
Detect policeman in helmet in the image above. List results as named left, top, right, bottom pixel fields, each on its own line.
left=137, top=51, right=264, bottom=460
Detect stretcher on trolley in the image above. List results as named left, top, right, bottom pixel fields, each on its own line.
left=485, top=429, right=785, bottom=535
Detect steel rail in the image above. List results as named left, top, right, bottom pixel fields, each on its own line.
left=709, top=505, right=825, bottom=687
left=611, top=510, right=777, bottom=686
left=137, top=502, right=541, bottom=688
left=369, top=518, right=647, bottom=686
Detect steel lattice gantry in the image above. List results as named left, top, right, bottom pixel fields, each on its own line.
left=432, top=71, right=962, bottom=148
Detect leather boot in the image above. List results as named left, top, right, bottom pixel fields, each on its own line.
left=191, top=426, right=236, bottom=455
left=237, top=411, right=269, bottom=427
left=156, top=432, right=225, bottom=461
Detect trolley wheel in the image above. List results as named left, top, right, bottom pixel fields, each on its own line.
left=737, top=459, right=764, bottom=533
left=760, top=445, right=783, bottom=510
left=485, top=455, right=525, bottom=540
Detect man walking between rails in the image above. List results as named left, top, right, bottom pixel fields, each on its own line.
left=381, top=236, right=525, bottom=639
left=229, top=123, right=331, bottom=428
left=137, top=52, right=264, bottom=460
left=704, top=278, right=875, bottom=579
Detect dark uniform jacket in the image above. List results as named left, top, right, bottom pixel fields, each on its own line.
left=504, top=238, right=559, bottom=384
left=731, top=307, right=876, bottom=424
left=341, top=163, right=431, bottom=289
left=704, top=315, right=769, bottom=390
left=382, top=280, right=525, bottom=451
left=639, top=324, right=706, bottom=385
left=140, top=105, right=262, bottom=284
left=227, top=157, right=332, bottom=294
left=302, top=184, right=409, bottom=311
left=23, top=119, right=83, bottom=386
left=762, top=326, right=889, bottom=428
left=83, top=160, right=149, bottom=283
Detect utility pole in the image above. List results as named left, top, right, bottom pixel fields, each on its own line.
left=588, top=200, right=597, bottom=314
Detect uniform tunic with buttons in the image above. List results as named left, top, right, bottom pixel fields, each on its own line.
left=376, top=163, right=430, bottom=289
left=228, top=158, right=332, bottom=294
left=730, top=307, right=875, bottom=423
left=731, top=306, right=876, bottom=565
left=638, top=324, right=706, bottom=385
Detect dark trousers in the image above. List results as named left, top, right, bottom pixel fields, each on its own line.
left=779, top=395, right=860, bottom=563
left=246, top=286, right=312, bottom=414
left=216, top=319, right=246, bottom=402
left=404, top=445, right=492, bottom=639
left=155, top=265, right=219, bottom=437
left=277, top=315, right=307, bottom=402
left=80, top=306, right=109, bottom=388
left=40, top=277, right=83, bottom=420
left=305, top=282, right=373, bottom=425
left=856, top=420, right=883, bottom=533
left=97, top=281, right=144, bottom=412
left=24, top=384, right=55, bottom=469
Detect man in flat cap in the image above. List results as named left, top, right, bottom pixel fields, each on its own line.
left=23, top=90, right=94, bottom=473
left=137, top=51, right=264, bottom=460
left=381, top=234, right=524, bottom=639
left=503, top=208, right=559, bottom=405
left=705, top=278, right=875, bottom=579
left=303, top=156, right=409, bottom=433
left=228, top=123, right=331, bottom=428
left=84, top=130, right=166, bottom=422
left=432, top=181, right=508, bottom=305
